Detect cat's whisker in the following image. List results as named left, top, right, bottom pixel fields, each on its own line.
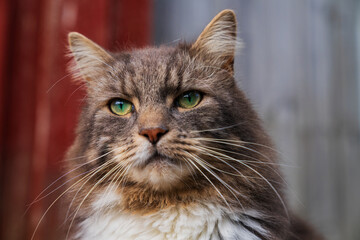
left=46, top=72, right=73, bottom=93
left=64, top=158, right=117, bottom=223
left=195, top=145, right=285, bottom=185
left=195, top=137, right=285, bottom=157
left=66, top=160, right=124, bottom=240
left=65, top=82, right=87, bottom=105
left=103, top=160, right=129, bottom=199
left=195, top=143, right=293, bottom=190
left=194, top=143, right=260, bottom=162
left=114, top=163, right=133, bottom=192
left=31, top=157, right=115, bottom=240
left=198, top=149, right=289, bottom=218
left=193, top=138, right=274, bottom=165
left=232, top=140, right=283, bottom=156
left=238, top=161, right=289, bottom=218
left=109, top=148, right=140, bottom=193
left=79, top=94, right=88, bottom=104
left=118, top=164, right=132, bottom=189
left=63, top=143, right=133, bottom=215
left=190, top=123, right=244, bottom=133
left=180, top=156, right=198, bottom=184
left=163, top=38, right=181, bottom=45
left=184, top=154, right=245, bottom=214
left=26, top=169, right=92, bottom=215
left=196, top=144, right=294, bottom=168
left=195, top=138, right=273, bottom=162
left=65, top=144, right=132, bottom=213
left=100, top=164, right=133, bottom=218
left=182, top=154, right=232, bottom=211
left=62, top=155, right=87, bottom=162
left=192, top=145, right=250, bottom=181
left=27, top=148, right=121, bottom=213
left=186, top=152, right=243, bottom=202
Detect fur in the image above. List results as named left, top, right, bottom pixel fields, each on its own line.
left=64, top=10, right=323, bottom=240
left=76, top=187, right=267, bottom=240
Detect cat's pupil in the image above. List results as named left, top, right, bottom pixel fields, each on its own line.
left=116, top=101, right=124, bottom=109
left=184, top=94, right=192, bottom=103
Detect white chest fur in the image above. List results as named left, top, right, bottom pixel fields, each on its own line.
left=76, top=191, right=266, bottom=240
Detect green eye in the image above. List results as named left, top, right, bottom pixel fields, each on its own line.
left=109, top=99, right=133, bottom=116
left=177, top=91, right=202, bottom=109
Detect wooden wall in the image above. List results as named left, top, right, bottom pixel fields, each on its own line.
left=0, top=0, right=152, bottom=239
left=154, top=0, right=360, bottom=239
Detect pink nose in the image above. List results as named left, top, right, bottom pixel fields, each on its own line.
left=139, top=127, right=168, bottom=144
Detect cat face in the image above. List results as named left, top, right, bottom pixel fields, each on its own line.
left=68, top=10, right=268, bottom=193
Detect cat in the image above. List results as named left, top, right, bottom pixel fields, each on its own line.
left=65, top=9, right=323, bottom=240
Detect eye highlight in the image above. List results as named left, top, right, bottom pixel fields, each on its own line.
left=176, top=91, right=202, bottom=109
left=109, top=99, right=133, bottom=116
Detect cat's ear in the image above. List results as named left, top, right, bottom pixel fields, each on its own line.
left=191, top=10, right=239, bottom=72
left=68, top=32, right=113, bottom=81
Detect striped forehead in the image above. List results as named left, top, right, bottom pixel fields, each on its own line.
left=113, top=47, right=186, bottom=104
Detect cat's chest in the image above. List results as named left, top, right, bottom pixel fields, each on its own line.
left=75, top=191, right=266, bottom=240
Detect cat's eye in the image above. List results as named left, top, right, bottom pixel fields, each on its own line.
left=176, top=91, right=202, bottom=109
left=109, top=99, right=133, bottom=116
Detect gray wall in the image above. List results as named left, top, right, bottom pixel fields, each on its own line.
left=154, top=0, right=360, bottom=239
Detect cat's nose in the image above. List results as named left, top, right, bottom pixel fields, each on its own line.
left=139, top=127, right=168, bottom=144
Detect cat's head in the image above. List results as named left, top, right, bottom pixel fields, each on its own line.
left=68, top=10, right=269, bottom=194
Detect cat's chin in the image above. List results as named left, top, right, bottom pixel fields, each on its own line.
left=144, top=153, right=179, bottom=166
left=129, top=156, right=191, bottom=191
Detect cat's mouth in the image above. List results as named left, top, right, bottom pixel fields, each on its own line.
left=129, top=150, right=189, bottom=190
left=144, top=152, right=178, bottom=166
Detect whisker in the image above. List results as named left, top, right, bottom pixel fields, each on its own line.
left=113, top=163, right=132, bottom=192
left=195, top=138, right=273, bottom=162
left=195, top=144, right=260, bottom=162
left=63, top=155, right=87, bottom=162
left=65, top=83, right=87, bottom=105
left=63, top=158, right=117, bottom=223
left=197, top=144, right=293, bottom=168
left=186, top=152, right=243, bottom=200
left=195, top=145, right=284, bottom=185
left=26, top=148, right=120, bottom=214
left=103, top=159, right=129, bottom=200
left=182, top=154, right=232, bottom=210
left=200, top=149, right=289, bottom=218
left=46, top=73, right=73, bottom=93
left=197, top=142, right=294, bottom=189
left=64, top=158, right=116, bottom=223
left=25, top=169, right=91, bottom=215
left=192, top=146, right=249, bottom=180
left=65, top=160, right=123, bottom=239
left=181, top=157, right=198, bottom=184
left=190, top=123, right=244, bottom=133
left=195, top=137, right=284, bottom=156
left=31, top=158, right=114, bottom=240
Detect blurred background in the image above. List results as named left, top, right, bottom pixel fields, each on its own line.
left=0, top=0, right=359, bottom=239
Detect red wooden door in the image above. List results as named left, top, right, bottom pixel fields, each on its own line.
left=0, top=1, right=153, bottom=239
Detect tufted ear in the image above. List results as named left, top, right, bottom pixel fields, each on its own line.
left=191, top=10, right=238, bottom=72
left=68, top=32, right=114, bottom=81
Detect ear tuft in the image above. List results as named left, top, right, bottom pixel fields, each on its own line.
left=191, top=10, right=240, bottom=72
left=68, top=32, right=113, bottom=82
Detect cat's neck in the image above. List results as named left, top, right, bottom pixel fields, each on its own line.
left=75, top=187, right=268, bottom=240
